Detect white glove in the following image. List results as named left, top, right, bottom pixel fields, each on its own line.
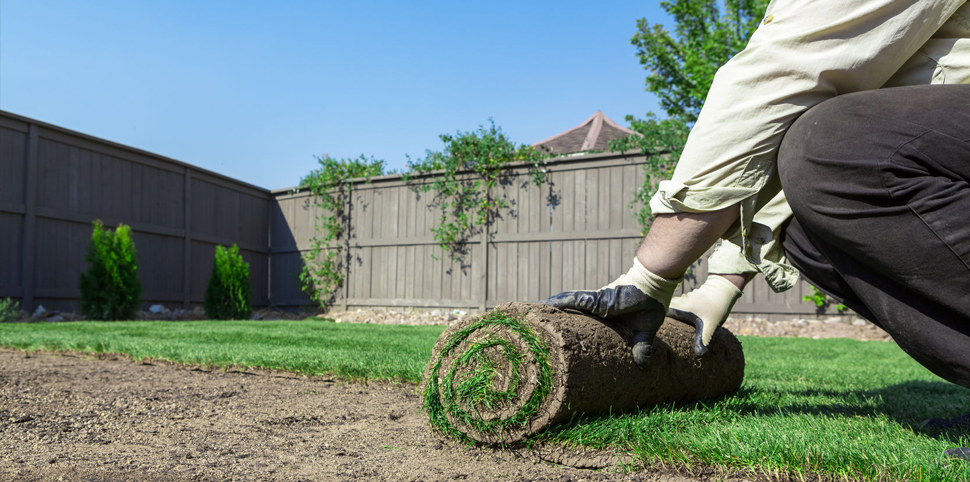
left=668, top=275, right=742, bottom=357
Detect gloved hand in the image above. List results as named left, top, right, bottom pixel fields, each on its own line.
left=540, top=257, right=681, bottom=369
left=667, top=275, right=742, bottom=357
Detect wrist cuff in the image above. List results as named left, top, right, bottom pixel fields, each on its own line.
left=630, top=257, right=683, bottom=310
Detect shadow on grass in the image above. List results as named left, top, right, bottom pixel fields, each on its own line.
left=699, top=380, right=970, bottom=441
left=541, top=380, right=970, bottom=445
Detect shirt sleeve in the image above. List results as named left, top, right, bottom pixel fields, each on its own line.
left=650, top=0, right=966, bottom=218
left=651, top=0, right=966, bottom=292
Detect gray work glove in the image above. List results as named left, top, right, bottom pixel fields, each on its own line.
left=541, top=257, right=681, bottom=369
left=667, top=274, right=742, bottom=357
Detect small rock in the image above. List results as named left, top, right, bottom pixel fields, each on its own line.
left=149, top=305, right=167, bottom=314
left=430, top=309, right=442, bottom=316
left=33, top=305, right=47, bottom=318
left=853, top=318, right=868, bottom=326
left=250, top=313, right=264, bottom=320
left=45, top=315, right=65, bottom=322
left=824, top=317, right=842, bottom=324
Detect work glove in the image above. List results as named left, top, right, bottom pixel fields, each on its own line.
left=667, top=275, right=742, bottom=357
left=541, top=257, right=681, bottom=369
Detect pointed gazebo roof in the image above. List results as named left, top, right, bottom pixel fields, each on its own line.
left=533, top=111, right=635, bottom=156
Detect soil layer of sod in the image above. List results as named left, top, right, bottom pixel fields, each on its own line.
left=424, top=302, right=746, bottom=443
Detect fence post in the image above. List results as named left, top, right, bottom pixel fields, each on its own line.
left=182, top=167, right=192, bottom=309
left=266, top=193, right=273, bottom=308
left=338, top=186, right=350, bottom=312
left=20, top=123, right=39, bottom=313
left=478, top=190, right=489, bottom=314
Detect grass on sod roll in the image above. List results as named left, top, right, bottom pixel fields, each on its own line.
left=0, top=321, right=968, bottom=480
left=424, top=311, right=554, bottom=439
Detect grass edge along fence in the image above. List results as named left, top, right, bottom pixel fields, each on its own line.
left=0, top=320, right=966, bottom=481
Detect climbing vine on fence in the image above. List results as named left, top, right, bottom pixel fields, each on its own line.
left=297, top=155, right=386, bottom=308
left=403, top=120, right=548, bottom=261
left=609, top=114, right=690, bottom=234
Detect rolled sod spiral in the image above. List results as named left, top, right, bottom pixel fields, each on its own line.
left=423, top=302, right=745, bottom=444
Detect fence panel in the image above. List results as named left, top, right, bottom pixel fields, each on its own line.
left=0, top=118, right=29, bottom=301
left=0, top=111, right=271, bottom=313
left=271, top=152, right=840, bottom=318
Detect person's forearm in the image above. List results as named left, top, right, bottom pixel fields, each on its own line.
left=636, top=204, right=741, bottom=280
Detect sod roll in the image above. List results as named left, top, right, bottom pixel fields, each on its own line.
left=423, top=302, right=744, bottom=443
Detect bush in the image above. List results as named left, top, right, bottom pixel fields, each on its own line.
left=204, top=244, right=252, bottom=320
left=0, top=297, right=20, bottom=323
left=79, top=220, right=143, bottom=320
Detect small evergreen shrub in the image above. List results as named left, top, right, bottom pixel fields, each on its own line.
left=0, top=297, right=20, bottom=323
left=79, top=220, right=143, bottom=321
left=204, top=244, right=252, bottom=320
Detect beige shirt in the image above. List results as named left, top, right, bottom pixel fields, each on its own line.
left=648, top=0, right=970, bottom=292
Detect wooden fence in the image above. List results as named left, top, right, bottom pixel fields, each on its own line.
left=271, top=152, right=831, bottom=318
left=1, top=110, right=834, bottom=318
left=0, top=111, right=271, bottom=312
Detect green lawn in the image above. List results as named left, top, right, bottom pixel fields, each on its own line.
left=0, top=319, right=443, bottom=383
left=1, top=320, right=967, bottom=480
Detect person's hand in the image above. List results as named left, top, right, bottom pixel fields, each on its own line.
left=667, top=275, right=742, bottom=357
left=540, top=258, right=681, bottom=369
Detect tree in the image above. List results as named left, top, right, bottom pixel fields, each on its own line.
left=613, top=0, right=769, bottom=231
left=79, top=221, right=142, bottom=321
left=204, top=244, right=252, bottom=320
left=632, top=0, right=770, bottom=123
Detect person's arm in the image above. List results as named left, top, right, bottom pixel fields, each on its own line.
left=649, top=0, right=963, bottom=273
left=543, top=0, right=965, bottom=367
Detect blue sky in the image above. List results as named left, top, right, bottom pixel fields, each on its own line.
left=1, top=1, right=671, bottom=190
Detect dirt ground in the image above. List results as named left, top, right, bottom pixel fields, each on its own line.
left=0, top=349, right=726, bottom=482
left=0, top=315, right=890, bottom=482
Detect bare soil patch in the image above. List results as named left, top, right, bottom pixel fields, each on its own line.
left=0, top=348, right=711, bottom=482
left=0, top=313, right=888, bottom=481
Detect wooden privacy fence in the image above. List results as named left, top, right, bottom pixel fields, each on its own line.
left=271, top=152, right=832, bottom=318
left=1, top=110, right=835, bottom=318
left=0, top=111, right=271, bottom=312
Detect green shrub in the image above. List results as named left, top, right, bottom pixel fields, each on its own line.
left=0, top=298, right=20, bottom=323
left=79, top=220, right=142, bottom=321
left=204, top=244, right=252, bottom=320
